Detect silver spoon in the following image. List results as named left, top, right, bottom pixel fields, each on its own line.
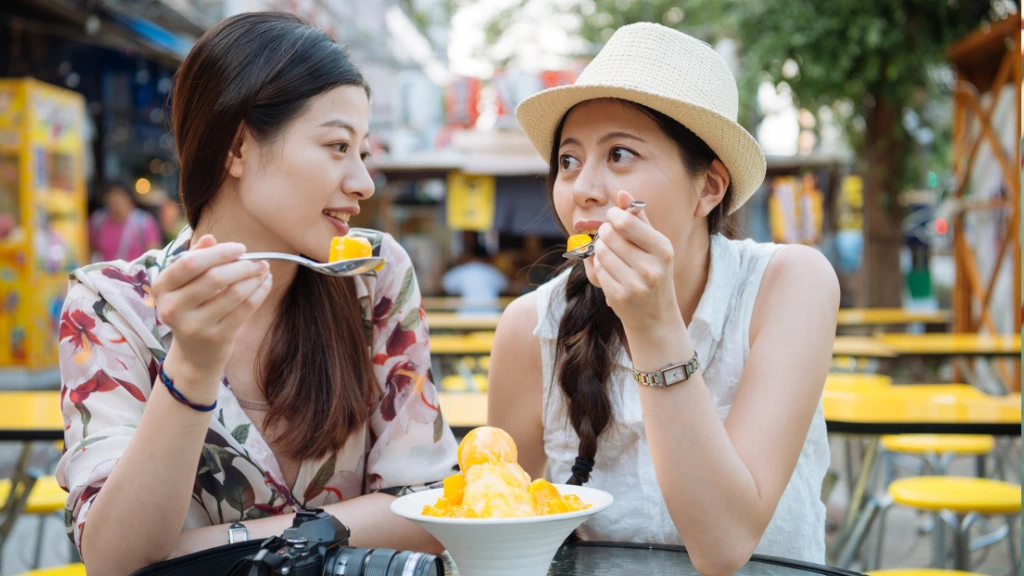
left=167, top=252, right=386, bottom=277
left=562, top=201, right=647, bottom=260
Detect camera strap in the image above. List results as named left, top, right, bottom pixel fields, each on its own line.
left=129, top=539, right=266, bottom=576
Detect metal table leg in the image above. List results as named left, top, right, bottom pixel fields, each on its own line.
left=0, top=441, right=39, bottom=565
left=831, top=436, right=881, bottom=567
left=841, top=437, right=880, bottom=534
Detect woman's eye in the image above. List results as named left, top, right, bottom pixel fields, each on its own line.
left=559, top=155, right=581, bottom=171
left=609, top=147, right=638, bottom=163
left=331, top=143, right=349, bottom=154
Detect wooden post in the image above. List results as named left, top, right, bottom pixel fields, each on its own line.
left=946, top=15, right=1022, bottom=391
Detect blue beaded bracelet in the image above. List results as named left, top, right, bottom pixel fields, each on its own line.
left=157, top=359, right=217, bottom=412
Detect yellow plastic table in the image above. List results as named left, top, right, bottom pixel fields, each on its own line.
left=827, top=387, right=1020, bottom=569
left=823, top=386, right=1018, bottom=435
left=0, top=391, right=65, bottom=559
left=426, top=312, right=501, bottom=331
left=837, top=309, right=951, bottom=327
left=420, top=297, right=513, bottom=311
left=0, top=391, right=63, bottom=442
left=437, top=392, right=487, bottom=434
left=429, top=332, right=495, bottom=355
left=832, top=337, right=898, bottom=359
left=873, top=333, right=1021, bottom=358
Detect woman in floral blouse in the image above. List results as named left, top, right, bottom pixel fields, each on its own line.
left=56, top=13, right=457, bottom=575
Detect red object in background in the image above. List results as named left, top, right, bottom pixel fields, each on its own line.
left=540, top=70, right=577, bottom=89
left=493, top=69, right=579, bottom=121
left=935, top=217, right=949, bottom=235
left=445, top=77, right=481, bottom=129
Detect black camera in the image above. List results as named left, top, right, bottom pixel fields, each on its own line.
left=228, top=508, right=444, bottom=576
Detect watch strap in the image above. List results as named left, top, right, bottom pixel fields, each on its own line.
left=632, top=350, right=700, bottom=387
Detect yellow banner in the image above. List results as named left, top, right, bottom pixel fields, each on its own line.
left=446, top=171, right=495, bottom=231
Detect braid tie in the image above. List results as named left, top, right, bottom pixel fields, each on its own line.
left=568, top=456, right=595, bottom=485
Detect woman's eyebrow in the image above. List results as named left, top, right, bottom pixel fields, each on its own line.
left=598, top=131, right=646, bottom=145
left=559, top=132, right=647, bottom=150
left=318, top=119, right=367, bottom=139
left=559, top=136, right=582, bottom=150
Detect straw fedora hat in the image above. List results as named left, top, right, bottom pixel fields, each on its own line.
left=515, top=22, right=766, bottom=214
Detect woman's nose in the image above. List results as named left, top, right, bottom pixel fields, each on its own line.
left=342, top=159, right=375, bottom=200
left=571, top=161, right=608, bottom=207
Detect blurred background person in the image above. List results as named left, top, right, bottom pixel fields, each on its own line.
left=442, top=240, right=509, bottom=304
left=88, top=180, right=162, bottom=262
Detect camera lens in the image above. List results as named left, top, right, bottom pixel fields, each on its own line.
left=334, top=548, right=442, bottom=576
left=363, top=549, right=399, bottom=576
left=329, top=547, right=372, bottom=575
left=386, top=551, right=443, bottom=576
left=326, top=546, right=443, bottom=576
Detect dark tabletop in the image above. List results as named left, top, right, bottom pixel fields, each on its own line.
left=825, top=420, right=1022, bottom=436
left=445, top=543, right=864, bottom=576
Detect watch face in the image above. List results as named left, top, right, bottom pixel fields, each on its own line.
left=664, top=366, right=686, bottom=384
left=229, top=523, right=247, bottom=543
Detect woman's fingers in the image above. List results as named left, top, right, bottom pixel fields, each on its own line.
left=593, top=241, right=641, bottom=295
left=616, top=190, right=653, bottom=226
left=177, top=259, right=269, bottom=307
left=605, top=190, right=673, bottom=261
left=156, top=241, right=247, bottom=293
left=605, top=207, right=670, bottom=259
left=597, top=221, right=646, bottom=262
left=216, top=271, right=274, bottom=327
left=195, top=266, right=271, bottom=323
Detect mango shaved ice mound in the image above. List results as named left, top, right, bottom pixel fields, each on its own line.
left=457, top=426, right=518, bottom=471
left=329, top=236, right=372, bottom=262
left=566, top=234, right=592, bottom=252
left=422, top=426, right=591, bottom=518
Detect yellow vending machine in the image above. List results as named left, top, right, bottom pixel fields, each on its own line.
left=0, top=78, right=87, bottom=375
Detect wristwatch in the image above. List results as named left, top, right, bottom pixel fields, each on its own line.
left=632, top=351, right=700, bottom=387
left=228, top=521, right=248, bottom=543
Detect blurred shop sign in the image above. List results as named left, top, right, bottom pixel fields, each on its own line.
left=835, top=175, right=865, bottom=273
left=447, top=171, right=495, bottom=231
left=769, top=174, right=823, bottom=245
left=446, top=77, right=481, bottom=129
left=494, top=69, right=578, bottom=129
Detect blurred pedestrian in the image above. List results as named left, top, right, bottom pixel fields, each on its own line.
left=442, top=241, right=508, bottom=302
left=89, top=180, right=162, bottom=262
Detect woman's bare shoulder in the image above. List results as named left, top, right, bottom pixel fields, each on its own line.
left=490, top=292, right=543, bottom=394
left=498, top=292, right=540, bottom=338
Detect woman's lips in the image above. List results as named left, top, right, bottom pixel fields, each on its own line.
left=574, top=220, right=604, bottom=234
left=323, top=212, right=350, bottom=236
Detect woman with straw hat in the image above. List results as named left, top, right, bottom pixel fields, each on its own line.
left=489, top=23, right=838, bottom=573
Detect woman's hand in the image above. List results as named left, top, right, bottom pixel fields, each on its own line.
left=153, top=234, right=272, bottom=402
left=591, top=190, right=681, bottom=335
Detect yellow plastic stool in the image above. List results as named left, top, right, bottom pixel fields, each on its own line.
left=878, top=433, right=997, bottom=507
left=0, top=476, right=66, bottom=514
left=889, top=477, right=1020, bottom=515
left=873, top=477, right=1020, bottom=571
left=0, top=476, right=68, bottom=571
left=881, top=435, right=995, bottom=457
left=15, top=563, right=86, bottom=576
left=868, top=565, right=987, bottom=569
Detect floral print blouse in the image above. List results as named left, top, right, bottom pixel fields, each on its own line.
left=55, top=228, right=458, bottom=551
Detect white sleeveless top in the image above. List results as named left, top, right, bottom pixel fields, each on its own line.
left=533, top=235, right=829, bottom=564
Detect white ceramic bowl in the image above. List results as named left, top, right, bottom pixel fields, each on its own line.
left=391, top=484, right=613, bottom=576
